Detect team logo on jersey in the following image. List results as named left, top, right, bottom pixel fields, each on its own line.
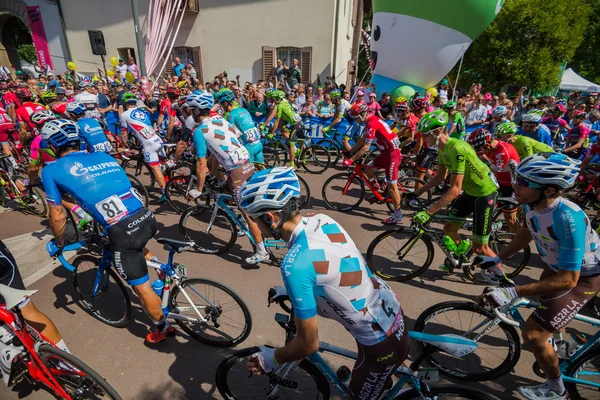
left=130, top=110, right=147, bottom=122
left=70, top=161, right=88, bottom=176
left=83, top=124, right=102, bottom=134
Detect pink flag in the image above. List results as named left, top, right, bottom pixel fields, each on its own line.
left=26, top=6, right=53, bottom=70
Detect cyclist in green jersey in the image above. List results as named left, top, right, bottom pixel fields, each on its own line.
left=270, top=90, right=304, bottom=167
left=444, top=101, right=466, bottom=140
left=410, top=110, right=500, bottom=265
left=495, top=122, right=554, bottom=159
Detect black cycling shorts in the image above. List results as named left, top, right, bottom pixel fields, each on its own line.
left=288, top=122, right=305, bottom=143
left=0, top=240, right=25, bottom=291
left=415, top=148, right=438, bottom=173
left=498, top=185, right=518, bottom=212
left=107, top=208, right=156, bottom=286
left=448, top=191, right=498, bottom=244
left=349, top=325, right=410, bottom=400
left=178, top=127, right=193, bottom=143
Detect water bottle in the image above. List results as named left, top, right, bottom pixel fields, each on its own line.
left=557, top=332, right=587, bottom=359
left=151, top=279, right=164, bottom=297
left=442, top=236, right=457, bottom=252
left=336, top=365, right=351, bottom=383
left=455, top=239, right=472, bottom=257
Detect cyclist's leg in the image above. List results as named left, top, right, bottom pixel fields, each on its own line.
left=415, top=148, right=437, bottom=189
left=0, top=125, right=18, bottom=167
left=144, top=138, right=167, bottom=190
left=174, top=127, right=191, bottom=163
left=444, top=192, right=474, bottom=243
left=471, top=191, right=498, bottom=256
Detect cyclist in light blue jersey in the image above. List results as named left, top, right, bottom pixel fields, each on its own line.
left=41, top=119, right=176, bottom=345
left=67, top=102, right=113, bottom=154
left=475, top=153, right=600, bottom=400
left=239, top=167, right=409, bottom=400
left=217, top=89, right=264, bottom=165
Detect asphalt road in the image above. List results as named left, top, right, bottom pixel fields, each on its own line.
left=0, top=167, right=596, bottom=400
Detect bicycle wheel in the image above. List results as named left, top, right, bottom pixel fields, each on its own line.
left=123, top=159, right=155, bottom=192
left=126, top=173, right=149, bottom=208
left=263, top=143, right=289, bottom=167
left=366, top=227, right=434, bottom=281
left=463, top=232, right=530, bottom=284
left=413, top=301, right=521, bottom=381
left=565, top=346, right=600, bottom=399
left=179, top=205, right=237, bottom=254
left=216, top=347, right=330, bottom=399
left=396, top=384, right=501, bottom=400
left=386, top=177, right=431, bottom=213
left=14, top=176, right=47, bottom=216
left=297, top=174, right=311, bottom=209
left=169, top=278, right=252, bottom=347
left=322, top=172, right=365, bottom=211
left=300, top=145, right=330, bottom=174
left=318, top=139, right=341, bottom=166
left=37, top=344, right=122, bottom=399
left=165, top=175, right=207, bottom=213
left=72, top=255, right=131, bottom=328
left=265, top=239, right=288, bottom=265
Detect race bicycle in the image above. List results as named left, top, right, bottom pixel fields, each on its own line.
left=0, top=284, right=121, bottom=399
left=215, top=286, right=501, bottom=400
left=0, top=155, right=47, bottom=216
left=48, top=235, right=252, bottom=347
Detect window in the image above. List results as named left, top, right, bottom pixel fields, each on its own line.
left=262, top=46, right=312, bottom=84
left=163, top=46, right=203, bottom=81
left=172, top=47, right=194, bottom=65
left=117, top=48, right=136, bottom=63
left=277, top=47, right=301, bottom=68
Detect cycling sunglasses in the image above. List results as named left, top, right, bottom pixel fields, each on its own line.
left=515, top=174, right=543, bottom=189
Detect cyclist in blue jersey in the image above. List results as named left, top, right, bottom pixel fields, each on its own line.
left=322, top=89, right=355, bottom=151
left=66, top=102, right=113, bottom=154
left=240, top=167, right=409, bottom=399
left=475, top=153, right=600, bottom=400
left=217, top=89, right=264, bottom=165
left=518, top=111, right=553, bottom=147
left=41, top=119, right=176, bottom=344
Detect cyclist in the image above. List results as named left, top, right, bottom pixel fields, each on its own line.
left=322, top=89, right=354, bottom=152
left=241, top=167, right=409, bottom=399
left=269, top=90, right=304, bottom=168
left=169, top=95, right=195, bottom=163
left=468, top=128, right=521, bottom=233
left=41, top=119, right=174, bottom=344
left=488, top=105, right=508, bottom=135
left=410, top=110, right=500, bottom=264
left=158, top=88, right=181, bottom=140
left=2, top=82, right=21, bottom=122
left=344, top=102, right=404, bottom=225
left=120, top=92, right=168, bottom=203
left=14, top=88, right=45, bottom=139
left=444, top=101, right=466, bottom=140
left=410, top=98, right=435, bottom=188
left=393, top=101, right=420, bottom=151
left=475, top=152, right=600, bottom=400
left=563, top=110, right=590, bottom=160
left=217, top=89, right=264, bottom=164
left=496, top=122, right=554, bottom=159
left=73, top=82, right=102, bottom=120
left=186, top=91, right=269, bottom=264
left=0, top=103, right=18, bottom=168
left=38, top=90, right=56, bottom=106
left=518, top=111, right=553, bottom=147
left=542, top=103, right=569, bottom=146
left=67, top=102, right=113, bottom=154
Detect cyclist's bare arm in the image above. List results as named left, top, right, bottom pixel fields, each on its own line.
left=273, top=316, right=319, bottom=363
left=167, top=115, right=175, bottom=139
left=516, top=269, right=579, bottom=298
left=195, top=156, right=208, bottom=194
left=415, top=164, right=447, bottom=197
left=264, top=106, right=277, bottom=126
left=495, top=226, right=533, bottom=262
left=412, top=136, right=423, bottom=155
left=157, top=112, right=165, bottom=130
left=427, top=173, right=463, bottom=215
left=399, top=130, right=415, bottom=149
left=270, top=118, right=281, bottom=135
left=48, top=204, right=67, bottom=246
left=349, top=136, right=369, bottom=162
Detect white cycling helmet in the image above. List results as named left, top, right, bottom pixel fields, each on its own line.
left=516, top=152, right=581, bottom=189
left=185, top=90, right=214, bottom=110
left=492, top=106, right=507, bottom=118
left=238, top=167, right=301, bottom=218
left=521, top=112, right=542, bottom=124
left=66, top=102, right=86, bottom=116
left=30, top=109, right=56, bottom=127
left=41, top=119, right=80, bottom=147
left=79, top=81, right=92, bottom=89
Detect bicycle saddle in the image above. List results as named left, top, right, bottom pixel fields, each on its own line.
left=0, top=284, right=38, bottom=310
left=497, top=197, right=519, bottom=206
left=157, top=238, right=195, bottom=253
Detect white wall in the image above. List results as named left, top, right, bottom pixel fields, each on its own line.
left=332, top=0, right=354, bottom=85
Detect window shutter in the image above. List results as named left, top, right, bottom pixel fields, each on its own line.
left=262, top=46, right=275, bottom=80
left=192, top=46, right=203, bottom=82
left=300, top=47, right=312, bottom=84
left=163, top=50, right=174, bottom=78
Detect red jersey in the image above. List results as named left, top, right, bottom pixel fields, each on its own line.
left=364, top=115, right=400, bottom=152
left=2, top=91, right=20, bottom=108
left=16, top=102, right=45, bottom=132
left=487, top=140, right=520, bottom=187
left=0, top=105, right=12, bottom=125
left=159, top=98, right=180, bottom=126
left=589, top=143, right=600, bottom=157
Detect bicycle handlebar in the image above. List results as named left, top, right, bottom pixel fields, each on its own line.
left=493, top=305, right=520, bottom=327
left=267, top=286, right=293, bottom=314
left=46, top=240, right=86, bottom=273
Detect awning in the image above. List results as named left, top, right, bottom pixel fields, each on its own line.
left=559, top=68, right=600, bottom=92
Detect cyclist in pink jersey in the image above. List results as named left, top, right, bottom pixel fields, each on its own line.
left=541, top=104, right=569, bottom=145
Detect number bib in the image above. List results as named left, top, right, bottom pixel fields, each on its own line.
left=95, top=195, right=129, bottom=226
left=367, top=278, right=402, bottom=337
left=229, top=147, right=250, bottom=166
left=243, top=127, right=260, bottom=143
left=93, top=142, right=113, bottom=153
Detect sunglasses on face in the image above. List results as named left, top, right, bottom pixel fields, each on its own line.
left=515, top=175, right=542, bottom=189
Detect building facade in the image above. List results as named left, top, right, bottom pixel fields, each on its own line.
left=0, top=0, right=363, bottom=87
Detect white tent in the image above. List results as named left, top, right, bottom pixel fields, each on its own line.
left=560, top=68, right=600, bottom=92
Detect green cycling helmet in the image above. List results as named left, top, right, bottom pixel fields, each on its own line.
left=528, top=108, right=544, bottom=117
left=330, top=89, right=341, bottom=99
left=123, top=92, right=138, bottom=104
left=271, top=90, right=285, bottom=101
left=40, top=90, right=56, bottom=102
left=217, top=88, right=236, bottom=104
left=495, top=121, right=518, bottom=137
left=443, top=101, right=456, bottom=110
left=417, top=109, right=449, bottom=133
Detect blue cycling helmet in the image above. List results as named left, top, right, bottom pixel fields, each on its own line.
left=492, top=106, right=507, bottom=117
left=186, top=90, right=214, bottom=110
left=516, top=152, right=580, bottom=189
left=41, top=119, right=80, bottom=147
left=66, top=102, right=86, bottom=116
left=217, top=88, right=236, bottom=104
left=237, top=167, right=301, bottom=218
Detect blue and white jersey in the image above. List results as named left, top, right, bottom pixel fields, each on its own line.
left=518, top=124, right=553, bottom=147
left=226, top=107, right=261, bottom=144
left=193, top=116, right=250, bottom=172
left=42, top=152, right=143, bottom=228
left=77, top=118, right=113, bottom=153
left=120, top=107, right=160, bottom=145
left=281, top=213, right=404, bottom=346
left=524, top=197, right=600, bottom=276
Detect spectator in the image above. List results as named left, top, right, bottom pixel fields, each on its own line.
left=378, top=92, right=393, bottom=119
left=343, top=91, right=351, bottom=102
left=286, top=58, right=301, bottom=87
left=498, top=91, right=507, bottom=103
left=116, top=58, right=128, bottom=79
left=186, top=62, right=197, bottom=79
left=355, top=90, right=365, bottom=104
left=313, top=86, right=324, bottom=104
left=233, top=85, right=247, bottom=108
left=248, top=92, right=268, bottom=117
left=438, top=79, right=449, bottom=103
left=482, top=93, right=492, bottom=114
left=128, top=57, right=140, bottom=81
left=288, top=92, right=298, bottom=111
left=270, top=58, right=286, bottom=83
left=295, top=85, right=306, bottom=109
left=299, top=96, right=317, bottom=117
left=316, top=94, right=334, bottom=118
left=173, top=57, right=185, bottom=78
left=47, top=72, right=59, bottom=89
left=465, top=94, right=487, bottom=127
left=367, top=93, right=382, bottom=118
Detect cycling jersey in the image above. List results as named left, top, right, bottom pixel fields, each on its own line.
left=276, top=100, right=301, bottom=125
left=16, top=102, right=45, bottom=132
left=523, top=197, right=600, bottom=276
left=487, top=141, right=520, bottom=187
left=29, top=135, right=56, bottom=166
left=120, top=107, right=165, bottom=166
left=448, top=112, right=466, bottom=140
left=42, top=151, right=143, bottom=229
left=0, top=239, right=25, bottom=291
left=364, top=115, right=400, bottom=152
left=159, top=98, right=181, bottom=127
left=77, top=118, right=113, bottom=153
left=438, top=137, right=498, bottom=197
left=566, top=124, right=590, bottom=148
left=226, top=107, right=261, bottom=144
left=518, top=124, right=553, bottom=147
left=282, top=213, right=404, bottom=346
left=193, top=115, right=250, bottom=172
left=2, top=92, right=20, bottom=109
left=512, top=135, right=554, bottom=159
left=73, top=92, right=98, bottom=109
left=394, top=114, right=419, bottom=137
left=542, top=116, right=569, bottom=138
left=0, top=106, right=15, bottom=144
left=336, top=99, right=351, bottom=117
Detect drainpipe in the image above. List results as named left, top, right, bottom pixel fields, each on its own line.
left=332, top=0, right=340, bottom=78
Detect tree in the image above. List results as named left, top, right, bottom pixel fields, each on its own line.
left=17, top=44, right=36, bottom=64
left=456, top=0, right=590, bottom=92
left=569, top=0, right=600, bottom=83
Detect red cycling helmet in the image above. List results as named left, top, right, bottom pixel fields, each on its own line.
left=349, top=102, right=369, bottom=118
left=411, top=97, right=429, bottom=112
left=574, top=110, right=588, bottom=119
left=396, top=101, right=409, bottom=113
left=166, top=88, right=179, bottom=97
left=15, top=88, right=31, bottom=98
left=554, top=104, right=567, bottom=114
left=7, top=81, right=18, bottom=89
left=466, top=128, right=491, bottom=152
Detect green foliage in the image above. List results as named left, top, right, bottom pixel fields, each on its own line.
left=457, top=0, right=590, bottom=92
left=357, top=7, right=372, bottom=85
left=569, top=0, right=600, bottom=83
left=17, top=44, right=36, bottom=64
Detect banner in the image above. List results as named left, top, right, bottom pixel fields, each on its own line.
left=26, top=6, right=53, bottom=70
